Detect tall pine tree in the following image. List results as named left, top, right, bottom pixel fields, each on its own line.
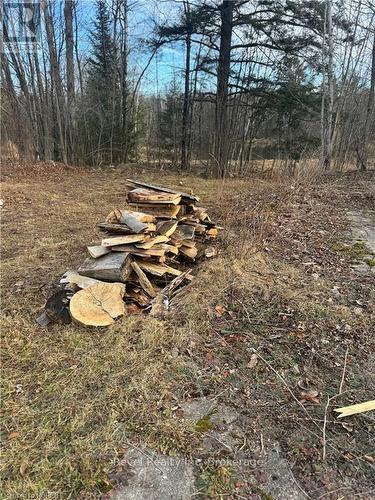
left=83, top=0, right=120, bottom=164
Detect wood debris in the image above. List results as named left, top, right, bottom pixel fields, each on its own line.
left=60, top=271, right=101, bottom=290
left=78, top=253, right=132, bottom=282
left=334, top=400, right=375, bottom=418
left=36, top=180, right=221, bottom=327
left=87, top=245, right=111, bottom=259
left=70, top=282, right=126, bottom=326
left=36, top=289, right=72, bottom=326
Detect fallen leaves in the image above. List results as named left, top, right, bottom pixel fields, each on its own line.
left=247, top=353, right=258, bottom=368
left=214, top=304, right=226, bottom=317
left=205, top=351, right=215, bottom=363
left=8, top=431, right=20, bottom=439
left=299, top=389, right=320, bottom=405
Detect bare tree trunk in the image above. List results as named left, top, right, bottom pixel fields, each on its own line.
left=32, top=48, right=51, bottom=160
left=326, top=0, right=334, bottom=169
left=331, top=0, right=363, bottom=165
left=64, top=0, right=74, bottom=163
left=321, top=0, right=334, bottom=169
left=213, top=0, right=234, bottom=177
left=1, top=57, right=18, bottom=104
left=359, top=30, right=375, bottom=170
left=181, top=0, right=192, bottom=169
left=74, top=3, right=84, bottom=96
left=120, top=0, right=129, bottom=163
left=42, top=0, right=67, bottom=164
left=2, top=23, right=34, bottom=124
left=320, top=16, right=326, bottom=170
left=189, top=33, right=205, bottom=167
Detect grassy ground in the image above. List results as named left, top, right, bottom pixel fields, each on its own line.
left=1, top=161, right=374, bottom=499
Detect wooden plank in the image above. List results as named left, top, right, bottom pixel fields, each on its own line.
left=126, top=178, right=199, bottom=203
left=191, top=206, right=208, bottom=221
left=127, top=202, right=181, bottom=218
left=150, top=270, right=193, bottom=317
left=137, top=261, right=182, bottom=277
left=131, top=260, right=157, bottom=298
left=87, top=245, right=111, bottom=259
left=159, top=243, right=179, bottom=255
left=176, top=224, right=195, bottom=240
left=60, top=271, right=102, bottom=289
left=78, top=253, right=131, bottom=282
left=334, top=400, right=375, bottom=418
left=179, top=245, right=198, bottom=259
left=128, top=188, right=182, bottom=205
left=118, top=213, right=149, bottom=233
left=110, top=245, right=166, bottom=257
left=179, top=239, right=196, bottom=248
left=101, top=234, right=146, bottom=247
left=207, top=227, right=218, bottom=238
left=181, top=220, right=206, bottom=233
left=135, top=235, right=169, bottom=249
left=169, top=233, right=183, bottom=247
left=125, top=287, right=151, bottom=307
left=106, top=209, right=155, bottom=224
left=156, top=220, right=178, bottom=237
left=98, top=222, right=133, bottom=234
left=202, top=219, right=223, bottom=229
left=98, top=222, right=156, bottom=234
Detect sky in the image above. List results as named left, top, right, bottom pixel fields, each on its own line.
left=74, top=0, right=188, bottom=94
left=4, top=0, right=372, bottom=96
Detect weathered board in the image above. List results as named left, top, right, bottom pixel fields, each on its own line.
left=78, top=253, right=131, bottom=282
left=118, top=213, right=149, bottom=233
left=131, top=260, right=157, bottom=297
left=101, top=234, right=146, bottom=247
left=87, top=245, right=111, bottom=259
left=126, top=178, right=199, bottom=204
left=127, top=202, right=181, bottom=218
left=128, top=188, right=182, bottom=205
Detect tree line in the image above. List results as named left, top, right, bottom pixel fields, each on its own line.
left=1, top=0, right=374, bottom=176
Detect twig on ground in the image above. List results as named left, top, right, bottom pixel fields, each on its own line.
left=322, top=395, right=330, bottom=460
left=210, top=333, right=368, bottom=466
left=323, top=346, right=350, bottom=460
left=260, top=432, right=264, bottom=454
left=251, top=348, right=316, bottom=424
left=289, top=466, right=312, bottom=499
left=339, top=346, right=349, bottom=395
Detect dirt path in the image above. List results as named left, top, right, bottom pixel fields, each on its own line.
left=347, top=209, right=375, bottom=273
left=348, top=210, right=375, bottom=253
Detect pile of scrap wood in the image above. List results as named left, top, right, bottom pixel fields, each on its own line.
left=37, top=179, right=221, bottom=327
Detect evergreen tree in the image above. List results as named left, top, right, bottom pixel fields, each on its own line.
left=158, top=80, right=183, bottom=164
left=83, top=0, right=121, bottom=164
left=272, top=56, right=320, bottom=160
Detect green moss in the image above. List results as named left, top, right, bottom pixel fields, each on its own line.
left=196, top=465, right=234, bottom=497
left=331, top=240, right=370, bottom=259
left=250, top=485, right=274, bottom=500
left=195, top=413, right=213, bottom=433
left=365, top=258, right=375, bottom=268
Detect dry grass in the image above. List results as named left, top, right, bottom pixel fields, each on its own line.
left=1, top=162, right=374, bottom=498
left=1, top=163, right=269, bottom=498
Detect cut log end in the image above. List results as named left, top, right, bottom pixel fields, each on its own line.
left=70, top=282, right=126, bottom=326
